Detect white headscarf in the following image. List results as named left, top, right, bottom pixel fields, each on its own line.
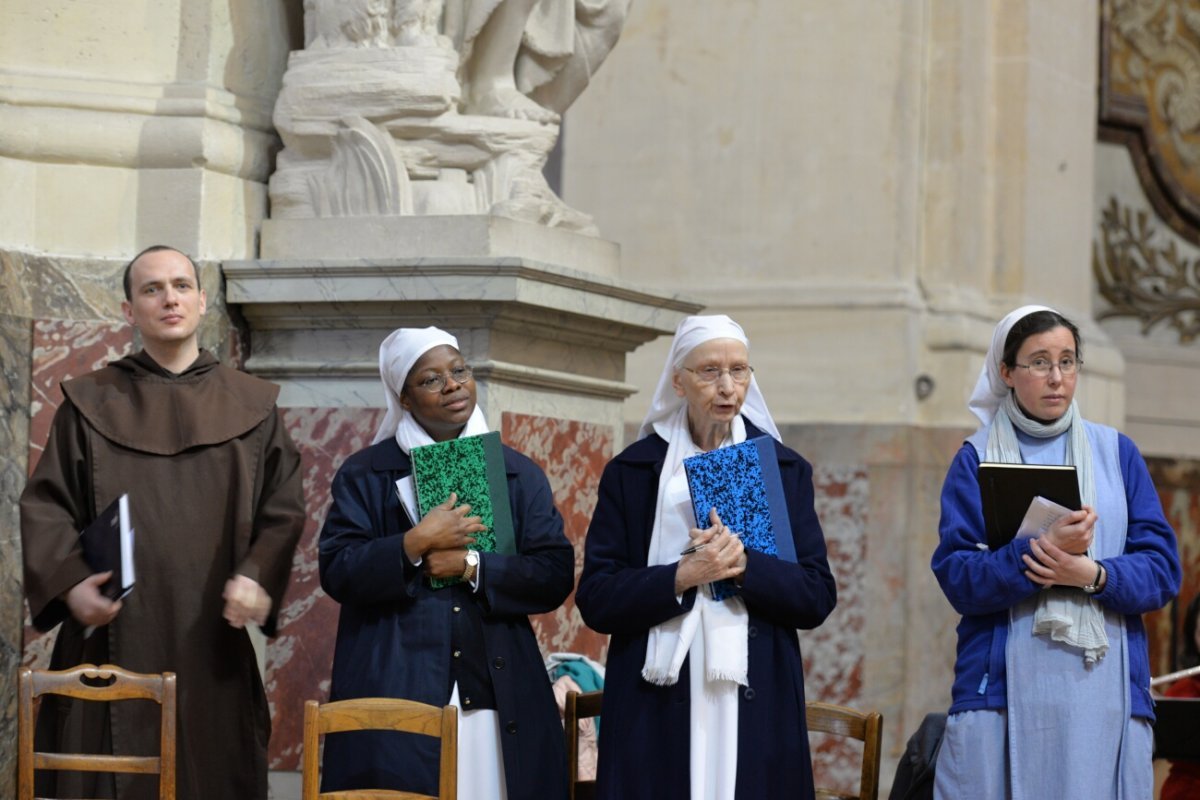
left=967, top=304, right=1054, bottom=428
left=371, top=326, right=489, bottom=453
left=638, top=314, right=781, bottom=443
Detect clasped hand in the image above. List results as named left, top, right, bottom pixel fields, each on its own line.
left=674, top=508, right=747, bottom=595
left=1022, top=505, right=1100, bottom=588
left=404, top=492, right=486, bottom=579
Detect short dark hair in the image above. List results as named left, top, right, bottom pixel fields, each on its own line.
left=1001, top=310, right=1082, bottom=368
left=1183, top=593, right=1200, bottom=669
left=123, top=245, right=200, bottom=300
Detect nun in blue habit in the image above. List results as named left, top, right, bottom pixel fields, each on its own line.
left=931, top=305, right=1181, bottom=799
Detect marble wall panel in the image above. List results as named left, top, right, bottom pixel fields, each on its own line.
left=501, top=412, right=614, bottom=661
left=26, top=320, right=134, bottom=475
left=801, top=465, right=869, bottom=796
left=0, top=314, right=31, bottom=800
left=0, top=250, right=35, bottom=319
left=1145, top=457, right=1200, bottom=675
left=267, top=406, right=384, bottom=769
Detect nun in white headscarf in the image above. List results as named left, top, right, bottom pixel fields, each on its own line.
left=576, top=314, right=838, bottom=800
left=319, top=327, right=574, bottom=800
left=931, top=306, right=1180, bottom=800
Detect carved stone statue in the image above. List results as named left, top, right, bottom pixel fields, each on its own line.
left=270, top=0, right=631, bottom=234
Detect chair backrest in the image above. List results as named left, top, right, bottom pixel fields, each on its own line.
left=806, top=701, right=883, bottom=800
left=563, top=690, right=603, bottom=800
left=302, top=697, right=458, bottom=800
left=18, top=663, right=177, bottom=800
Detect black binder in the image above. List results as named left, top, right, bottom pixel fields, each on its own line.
left=1154, top=698, right=1200, bottom=761
left=79, top=494, right=135, bottom=600
left=977, top=463, right=1081, bottom=550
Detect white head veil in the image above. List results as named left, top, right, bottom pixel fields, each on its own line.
left=638, top=314, right=781, bottom=442
left=967, top=304, right=1055, bottom=428
left=371, top=326, right=489, bottom=450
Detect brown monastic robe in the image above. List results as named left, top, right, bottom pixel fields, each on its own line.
left=20, top=350, right=306, bottom=800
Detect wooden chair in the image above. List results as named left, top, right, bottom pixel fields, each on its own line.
left=563, top=690, right=603, bottom=800
left=806, top=701, right=883, bottom=800
left=302, top=697, right=458, bottom=800
left=18, top=663, right=177, bottom=800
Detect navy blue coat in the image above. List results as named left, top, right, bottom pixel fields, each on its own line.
left=318, top=438, right=572, bottom=800
left=575, top=421, right=837, bottom=800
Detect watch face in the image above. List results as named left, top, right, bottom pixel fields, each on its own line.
left=467, top=550, right=479, bottom=566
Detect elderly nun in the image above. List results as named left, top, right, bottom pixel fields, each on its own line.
left=318, top=326, right=573, bottom=799
left=931, top=305, right=1180, bottom=799
left=576, top=314, right=838, bottom=800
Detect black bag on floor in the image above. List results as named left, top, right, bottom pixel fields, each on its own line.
left=888, top=712, right=947, bottom=800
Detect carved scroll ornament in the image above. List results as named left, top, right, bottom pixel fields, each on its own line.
left=1094, top=196, right=1200, bottom=342
left=1100, top=0, right=1200, bottom=244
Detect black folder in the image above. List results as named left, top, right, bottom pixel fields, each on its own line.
left=79, top=494, right=135, bottom=600
left=1154, top=698, right=1200, bottom=761
left=977, top=463, right=1081, bottom=550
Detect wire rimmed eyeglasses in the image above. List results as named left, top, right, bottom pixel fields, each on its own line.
left=408, top=365, right=474, bottom=393
left=681, top=365, right=755, bottom=385
left=1011, top=357, right=1081, bottom=378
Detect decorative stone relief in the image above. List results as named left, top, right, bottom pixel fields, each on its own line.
left=1094, top=195, right=1200, bottom=341
left=1100, top=0, right=1200, bottom=241
left=270, top=0, right=632, bottom=234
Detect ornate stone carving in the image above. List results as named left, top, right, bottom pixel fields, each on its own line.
left=1100, top=0, right=1200, bottom=243
left=270, top=0, right=631, bottom=235
left=1094, top=196, right=1200, bottom=341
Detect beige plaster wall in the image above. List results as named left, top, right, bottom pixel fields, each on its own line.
left=561, top=0, right=1118, bottom=431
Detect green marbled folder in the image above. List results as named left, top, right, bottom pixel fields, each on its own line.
left=410, top=431, right=515, bottom=588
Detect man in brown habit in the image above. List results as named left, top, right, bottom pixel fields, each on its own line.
left=20, top=245, right=306, bottom=799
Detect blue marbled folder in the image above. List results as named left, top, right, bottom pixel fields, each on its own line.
left=683, top=436, right=797, bottom=600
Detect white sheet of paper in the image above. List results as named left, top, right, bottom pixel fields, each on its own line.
left=395, top=476, right=420, bottom=526
left=1016, top=495, right=1072, bottom=539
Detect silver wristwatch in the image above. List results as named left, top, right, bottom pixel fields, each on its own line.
left=1082, top=563, right=1104, bottom=594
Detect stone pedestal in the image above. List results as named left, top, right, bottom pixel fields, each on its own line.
left=224, top=217, right=701, bottom=770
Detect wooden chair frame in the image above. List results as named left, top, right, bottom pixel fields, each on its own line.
left=806, top=701, right=883, bottom=800
left=563, top=690, right=602, bottom=800
left=18, top=663, right=177, bottom=800
left=302, top=697, right=458, bottom=800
